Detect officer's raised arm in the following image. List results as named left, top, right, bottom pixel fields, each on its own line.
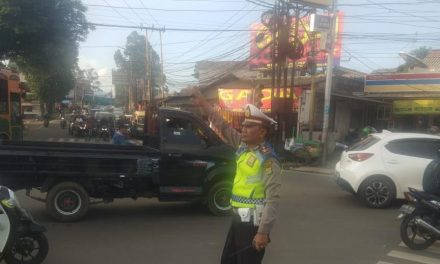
left=192, top=87, right=241, bottom=148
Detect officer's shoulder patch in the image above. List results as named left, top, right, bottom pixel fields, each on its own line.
left=246, top=155, right=257, bottom=167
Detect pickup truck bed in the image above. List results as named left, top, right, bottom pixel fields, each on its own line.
left=0, top=141, right=160, bottom=194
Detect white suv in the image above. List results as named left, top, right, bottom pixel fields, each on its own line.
left=335, top=131, right=440, bottom=208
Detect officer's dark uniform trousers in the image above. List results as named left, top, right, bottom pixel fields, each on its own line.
left=220, top=215, right=265, bottom=264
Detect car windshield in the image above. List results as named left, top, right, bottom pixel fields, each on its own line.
left=1, top=1, right=439, bottom=264
left=349, top=135, right=381, bottom=151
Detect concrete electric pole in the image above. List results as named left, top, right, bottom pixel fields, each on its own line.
left=321, top=0, right=338, bottom=164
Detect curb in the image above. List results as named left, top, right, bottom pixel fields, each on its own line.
left=290, top=167, right=335, bottom=176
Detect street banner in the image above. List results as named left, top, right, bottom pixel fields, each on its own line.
left=249, top=13, right=343, bottom=70
left=218, top=88, right=302, bottom=112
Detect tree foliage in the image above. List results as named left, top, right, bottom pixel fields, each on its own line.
left=0, top=0, right=91, bottom=110
left=75, top=67, right=101, bottom=93
left=113, top=31, right=166, bottom=101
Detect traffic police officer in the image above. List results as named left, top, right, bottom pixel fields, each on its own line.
left=193, top=89, right=281, bottom=264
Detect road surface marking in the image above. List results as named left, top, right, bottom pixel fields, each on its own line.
left=387, top=250, right=439, bottom=264
left=377, top=261, right=395, bottom=264
left=399, top=242, right=440, bottom=255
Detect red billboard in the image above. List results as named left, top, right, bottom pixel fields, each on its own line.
left=249, top=13, right=343, bottom=70
left=218, top=88, right=302, bottom=112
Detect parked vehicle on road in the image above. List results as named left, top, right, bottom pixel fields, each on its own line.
left=398, top=187, right=440, bottom=250
left=335, top=131, right=440, bottom=208
left=0, top=108, right=235, bottom=222
left=0, top=186, right=48, bottom=264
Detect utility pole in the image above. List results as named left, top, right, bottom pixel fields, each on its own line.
left=145, top=30, right=150, bottom=105
left=321, top=0, right=338, bottom=164
left=159, top=29, right=165, bottom=99
left=129, top=60, right=133, bottom=113
left=308, top=32, right=317, bottom=140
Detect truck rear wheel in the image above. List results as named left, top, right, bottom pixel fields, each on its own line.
left=46, top=182, right=89, bottom=222
left=207, top=181, right=232, bottom=216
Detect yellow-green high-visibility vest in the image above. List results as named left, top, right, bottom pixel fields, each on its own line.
left=231, top=143, right=274, bottom=208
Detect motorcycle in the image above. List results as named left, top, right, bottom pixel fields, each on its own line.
left=99, top=126, right=111, bottom=141
left=73, top=122, right=88, bottom=138
left=398, top=187, right=440, bottom=250
left=0, top=186, right=49, bottom=264
left=284, top=137, right=322, bottom=165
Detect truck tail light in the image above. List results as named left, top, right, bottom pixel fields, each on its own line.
left=348, top=153, right=374, bottom=162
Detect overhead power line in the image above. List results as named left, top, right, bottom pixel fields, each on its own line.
left=88, top=22, right=257, bottom=32
left=165, top=2, right=256, bottom=61
left=137, top=0, right=161, bottom=26
left=122, top=0, right=146, bottom=25
left=101, top=0, right=137, bottom=26
left=245, top=0, right=274, bottom=8
left=365, top=0, right=440, bottom=23
left=86, top=4, right=265, bottom=12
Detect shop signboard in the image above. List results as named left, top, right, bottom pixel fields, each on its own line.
left=393, top=100, right=440, bottom=114
left=366, top=73, right=440, bottom=93
left=218, top=88, right=302, bottom=112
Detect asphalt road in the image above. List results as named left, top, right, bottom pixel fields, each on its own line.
left=10, top=121, right=440, bottom=263
left=4, top=171, right=439, bottom=264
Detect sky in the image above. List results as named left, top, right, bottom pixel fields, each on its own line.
left=78, top=0, right=440, bottom=95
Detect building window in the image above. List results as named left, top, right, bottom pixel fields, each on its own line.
left=377, top=105, right=391, bottom=120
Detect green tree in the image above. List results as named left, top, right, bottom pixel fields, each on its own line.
left=0, top=0, right=91, bottom=113
left=74, top=67, right=101, bottom=106
left=113, top=31, right=166, bottom=104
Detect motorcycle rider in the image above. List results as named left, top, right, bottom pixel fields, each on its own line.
left=85, top=115, right=97, bottom=137
left=112, top=124, right=133, bottom=145
left=361, top=125, right=377, bottom=140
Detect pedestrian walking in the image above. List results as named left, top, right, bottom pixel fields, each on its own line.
left=193, top=88, right=281, bottom=264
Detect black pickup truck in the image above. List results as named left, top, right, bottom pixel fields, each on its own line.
left=0, top=108, right=235, bottom=222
